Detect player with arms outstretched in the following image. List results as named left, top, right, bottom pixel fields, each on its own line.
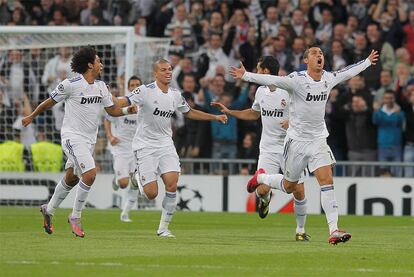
left=230, top=47, right=379, bottom=244
left=22, top=46, right=136, bottom=237
left=116, top=59, right=228, bottom=238
left=104, top=76, right=142, bottom=222
left=212, top=56, right=310, bottom=241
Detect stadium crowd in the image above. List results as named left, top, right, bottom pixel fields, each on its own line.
left=0, top=0, right=413, bottom=177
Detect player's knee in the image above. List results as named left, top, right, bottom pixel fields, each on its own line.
left=118, top=178, right=129, bottom=189
left=283, top=180, right=296, bottom=193
left=319, top=177, right=333, bottom=185
left=293, top=186, right=305, bottom=200
left=64, top=170, right=79, bottom=186
left=144, top=190, right=158, bottom=200
left=143, top=182, right=158, bottom=200
left=82, top=168, right=97, bottom=185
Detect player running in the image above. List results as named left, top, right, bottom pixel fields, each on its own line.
left=230, top=47, right=379, bottom=244
left=116, top=59, right=228, bottom=238
left=104, top=76, right=142, bottom=222
left=212, top=56, right=309, bottom=241
left=22, top=46, right=136, bottom=237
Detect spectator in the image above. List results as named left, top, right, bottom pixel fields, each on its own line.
left=90, top=7, right=109, bottom=26
left=0, top=0, right=11, bottom=25
left=344, top=95, right=377, bottom=176
left=202, top=81, right=249, bottom=163
left=260, top=6, right=279, bottom=48
left=265, top=35, right=293, bottom=72
left=171, top=57, right=194, bottom=89
left=344, top=15, right=359, bottom=47
left=401, top=87, right=414, bottom=177
left=202, top=11, right=224, bottom=43
left=41, top=47, right=74, bottom=93
left=403, top=10, right=414, bottom=64
left=80, top=0, right=99, bottom=25
left=238, top=132, right=259, bottom=175
left=239, top=26, right=260, bottom=72
left=290, top=9, right=307, bottom=37
left=326, top=40, right=348, bottom=71
left=196, top=33, right=231, bottom=81
left=133, top=17, right=147, bottom=36
left=374, top=70, right=395, bottom=107
left=366, top=22, right=395, bottom=72
left=0, top=50, right=39, bottom=105
left=373, top=90, right=405, bottom=176
left=325, top=88, right=347, bottom=161
left=49, top=7, right=68, bottom=26
left=290, top=36, right=306, bottom=71
left=164, top=4, right=192, bottom=38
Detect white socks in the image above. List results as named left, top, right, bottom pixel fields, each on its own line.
left=71, top=180, right=91, bottom=218
left=47, top=178, right=73, bottom=215
left=294, top=197, right=307, bottom=234
left=122, top=184, right=139, bottom=215
left=257, top=173, right=286, bottom=192
left=320, top=185, right=339, bottom=234
left=158, top=191, right=176, bottom=232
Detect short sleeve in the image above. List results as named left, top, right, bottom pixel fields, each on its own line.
left=127, top=85, right=145, bottom=106
left=176, top=93, right=191, bottom=113
left=50, top=79, right=71, bottom=103
left=100, top=82, right=114, bottom=108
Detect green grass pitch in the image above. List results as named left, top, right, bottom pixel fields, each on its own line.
left=0, top=207, right=413, bottom=276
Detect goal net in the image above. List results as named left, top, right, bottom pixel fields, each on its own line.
left=0, top=27, right=170, bottom=208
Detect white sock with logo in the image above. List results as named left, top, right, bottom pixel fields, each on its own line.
left=320, top=185, right=339, bottom=234
left=294, top=197, right=307, bottom=234
left=47, top=178, right=73, bottom=215
left=122, top=184, right=139, bottom=215
left=158, top=191, right=176, bottom=233
left=71, top=180, right=91, bottom=218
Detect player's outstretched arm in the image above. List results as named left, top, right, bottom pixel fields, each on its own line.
left=105, top=96, right=137, bottom=117
left=184, top=109, right=228, bottom=124
left=229, top=62, right=293, bottom=91
left=332, top=50, right=379, bottom=85
left=210, top=101, right=260, bottom=120
left=22, top=98, right=56, bottom=127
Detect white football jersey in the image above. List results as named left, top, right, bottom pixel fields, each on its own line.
left=50, top=75, right=114, bottom=144
left=243, top=59, right=371, bottom=141
left=127, top=82, right=191, bottom=150
left=251, top=86, right=289, bottom=154
left=106, top=113, right=137, bottom=155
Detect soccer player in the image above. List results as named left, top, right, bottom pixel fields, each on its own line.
left=104, top=76, right=142, bottom=222
left=230, top=47, right=379, bottom=244
left=116, top=59, right=228, bottom=238
left=212, top=56, right=310, bottom=241
left=22, top=46, right=135, bottom=237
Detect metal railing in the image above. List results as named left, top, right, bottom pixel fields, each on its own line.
left=179, top=159, right=414, bottom=177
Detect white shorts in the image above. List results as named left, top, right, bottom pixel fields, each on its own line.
left=62, top=138, right=95, bottom=177
left=134, top=145, right=180, bottom=186
left=283, top=136, right=335, bottom=182
left=113, top=153, right=135, bottom=180
left=258, top=152, right=308, bottom=184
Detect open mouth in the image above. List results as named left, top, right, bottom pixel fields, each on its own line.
left=317, top=58, right=322, bottom=65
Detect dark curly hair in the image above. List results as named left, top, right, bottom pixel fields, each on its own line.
left=70, top=46, right=97, bottom=74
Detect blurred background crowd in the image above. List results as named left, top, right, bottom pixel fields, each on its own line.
left=0, top=0, right=413, bottom=176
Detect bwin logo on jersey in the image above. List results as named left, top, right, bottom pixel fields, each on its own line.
left=80, top=96, right=102, bottom=104
left=153, top=107, right=174, bottom=118
left=261, top=108, right=284, bottom=117
left=305, top=92, right=328, bottom=102
left=123, top=118, right=137, bottom=125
